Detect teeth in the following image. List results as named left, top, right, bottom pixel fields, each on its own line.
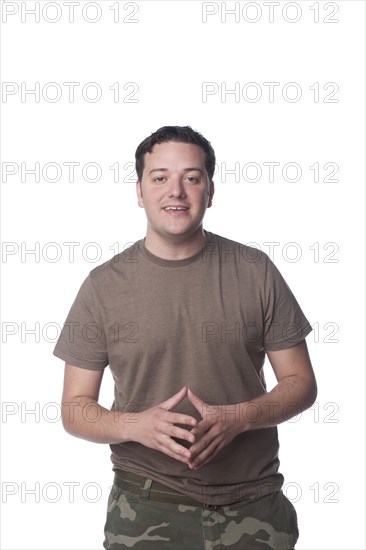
left=164, top=207, right=187, bottom=211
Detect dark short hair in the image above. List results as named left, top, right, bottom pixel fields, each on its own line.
left=135, top=125, right=216, bottom=183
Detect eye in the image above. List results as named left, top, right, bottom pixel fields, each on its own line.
left=186, top=176, right=199, bottom=183
left=153, top=176, right=165, bottom=182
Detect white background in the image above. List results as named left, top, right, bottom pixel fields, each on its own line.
left=1, top=1, right=365, bottom=549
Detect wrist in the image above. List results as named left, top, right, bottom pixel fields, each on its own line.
left=110, top=410, right=140, bottom=443
left=237, top=401, right=261, bottom=433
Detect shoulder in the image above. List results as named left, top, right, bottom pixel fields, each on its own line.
left=204, top=230, right=270, bottom=268
left=87, top=239, right=143, bottom=283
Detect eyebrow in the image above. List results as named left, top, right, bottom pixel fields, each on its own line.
left=148, top=167, right=203, bottom=176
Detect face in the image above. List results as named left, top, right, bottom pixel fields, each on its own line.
left=136, top=141, right=214, bottom=243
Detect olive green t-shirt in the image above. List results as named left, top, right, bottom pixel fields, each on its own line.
left=53, top=230, right=312, bottom=505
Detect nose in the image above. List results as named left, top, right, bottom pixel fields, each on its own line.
left=167, top=176, right=186, bottom=198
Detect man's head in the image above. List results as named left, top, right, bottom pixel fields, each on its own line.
left=135, top=125, right=216, bottom=185
left=134, top=126, right=215, bottom=247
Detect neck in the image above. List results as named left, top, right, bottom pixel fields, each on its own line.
left=144, top=227, right=206, bottom=260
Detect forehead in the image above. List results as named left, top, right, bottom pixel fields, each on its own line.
left=143, top=142, right=205, bottom=171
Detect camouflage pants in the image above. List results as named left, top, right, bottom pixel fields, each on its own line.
left=103, top=482, right=299, bottom=549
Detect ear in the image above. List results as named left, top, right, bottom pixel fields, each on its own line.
left=207, top=180, right=215, bottom=208
left=136, top=180, right=144, bottom=208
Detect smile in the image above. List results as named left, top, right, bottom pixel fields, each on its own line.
left=163, top=207, right=189, bottom=211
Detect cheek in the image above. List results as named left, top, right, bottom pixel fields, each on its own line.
left=191, top=189, right=209, bottom=207
left=144, top=189, right=165, bottom=210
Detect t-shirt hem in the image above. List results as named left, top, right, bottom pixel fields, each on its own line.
left=264, top=324, right=313, bottom=352
left=53, top=348, right=108, bottom=371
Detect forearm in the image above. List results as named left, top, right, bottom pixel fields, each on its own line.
left=61, top=397, right=135, bottom=444
left=240, top=374, right=317, bottom=432
left=187, top=342, right=317, bottom=469
left=61, top=388, right=198, bottom=464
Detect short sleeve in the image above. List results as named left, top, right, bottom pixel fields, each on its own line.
left=53, top=274, right=109, bottom=370
left=263, top=257, right=313, bottom=351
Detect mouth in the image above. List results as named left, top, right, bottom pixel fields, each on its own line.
left=162, top=206, right=189, bottom=211
left=162, top=206, right=189, bottom=215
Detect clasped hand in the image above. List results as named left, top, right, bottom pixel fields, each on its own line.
left=133, top=387, right=243, bottom=470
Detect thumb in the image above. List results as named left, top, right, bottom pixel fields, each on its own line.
left=160, top=386, right=187, bottom=411
left=187, top=388, right=204, bottom=415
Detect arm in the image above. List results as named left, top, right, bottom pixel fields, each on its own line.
left=61, top=363, right=123, bottom=444
left=61, top=363, right=197, bottom=462
left=242, top=338, right=317, bottom=429
left=187, top=339, right=317, bottom=469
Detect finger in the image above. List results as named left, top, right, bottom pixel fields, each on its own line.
left=188, top=436, right=209, bottom=461
left=186, top=388, right=204, bottom=415
left=188, top=439, right=220, bottom=470
left=188, top=438, right=210, bottom=461
left=169, top=425, right=196, bottom=444
left=188, top=424, right=219, bottom=460
left=164, top=411, right=197, bottom=428
left=157, top=436, right=192, bottom=463
left=160, top=387, right=187, bottom=411
left=190, top=419, right=210, bottom=438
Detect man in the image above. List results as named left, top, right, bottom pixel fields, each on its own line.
left=54, top=125, right=317, bottom=549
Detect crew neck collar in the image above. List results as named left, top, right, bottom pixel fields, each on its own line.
left=138, top=230, right=211, bottom=267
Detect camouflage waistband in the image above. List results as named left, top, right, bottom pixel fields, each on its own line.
left=113, top=469, right=216, bottom=508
